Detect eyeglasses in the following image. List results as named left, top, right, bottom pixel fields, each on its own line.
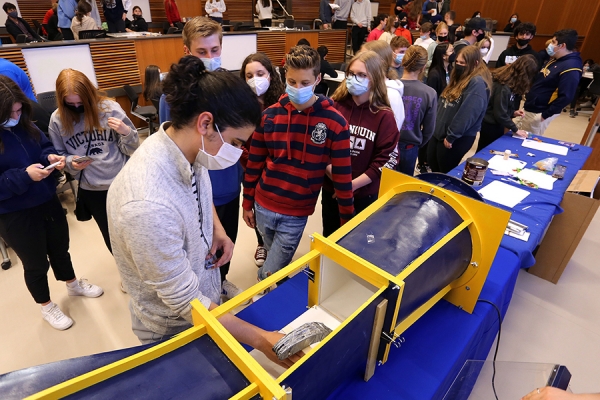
left=347, top=72, right=368, bottom=83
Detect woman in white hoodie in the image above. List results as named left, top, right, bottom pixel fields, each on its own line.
left=205, top=0, right=226, bottom=24
left=361, top=40, right=406, bottom=132
left=255, top=0, right=272, bottom=27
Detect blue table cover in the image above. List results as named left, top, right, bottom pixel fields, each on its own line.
left=448, top=135, right=591, bottom=268
left=238, top=248, right=521, bottom=400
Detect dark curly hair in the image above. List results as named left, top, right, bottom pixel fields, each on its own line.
left=0, top=75, right=40, bottom=153
left=240, top=52, right=285, bottom=108
left=514, top=22, right=536, bottom=37
left=492, top=54, right=538, bottom=96
left=163, top=56, right=262, bottom=130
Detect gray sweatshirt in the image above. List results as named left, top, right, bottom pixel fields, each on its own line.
left=334, top=0, right=352, bottom=21
left=48, top=100, right=139, bottom=190
left=350, top=0, right=371, bottom=26
left=399, top=79, right=438, bottom=146
left=107, top=124, right=221, bottom=336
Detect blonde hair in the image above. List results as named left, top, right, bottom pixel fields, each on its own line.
left=442, top=46, right=492, bottom=102
left=182, top=16, right=223, bottom=50
left=476, top=33, right=492, bottom=50
left=55, top=69, right=109, bottom=136
left=436, top=22, right=448, bottom=35
left=361, top=40, right=399, bottom=80
left=331, top=51, right=391, bottom=112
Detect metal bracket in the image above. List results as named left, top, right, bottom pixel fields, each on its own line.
left=302, top=268, right=315, bottom=282
left=380, top=331, right=406, bottom=348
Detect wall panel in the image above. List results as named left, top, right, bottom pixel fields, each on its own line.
left=149, top=0, right=167, bottom=22
left=535, top=0, right=567, bottom=36
left=257, top=31, right=287, bottom=66
left=89, top=41, right=141, bottom=90
left=560, top=0, right=600, bottom=37
left=480, top=1, right=514, bottom=29
left=17, top=0, right=52, bottom=26
left=222, top=0, right=253, bottom=21
left=318, top=30, right=346, bottom=63
left=291, top=0, right=320, bottom=22
left=454, top=0, right=484, bottom=25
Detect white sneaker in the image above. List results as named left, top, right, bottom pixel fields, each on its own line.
left=41, top=303, right=73, bottom=330
left=67, top=278, right=104, bottom=298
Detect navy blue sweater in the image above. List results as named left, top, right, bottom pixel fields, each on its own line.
left=0, top=127, right=57, bottom=214
left=524, top=52, right=583, bottom=120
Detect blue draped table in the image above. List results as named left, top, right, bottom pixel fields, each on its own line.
left=448, top=135, right=591, bottom=268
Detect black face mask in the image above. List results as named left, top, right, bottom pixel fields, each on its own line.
left=394, top=21, right=400, bottom=28
left=65, top=103, right=84, bottom=114
left=516, top=38, right=531, bottom=47
left=133, top=15, right=141, bottom=19
left=438, top=35, right=448, bottom=42
left=476, top=32, right=485, bottom=42
left=454, top=64, right=466, bottom=78
left=449, top=53, right=456, bottom=64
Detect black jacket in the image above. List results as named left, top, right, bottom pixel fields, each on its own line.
left=126, top=17, right=148, bottom=32
left=496, top=44, right=540, bottom=68
left=483, top=81, right=519, bottom=132
left=503, top=20, right=521, bottom=32
left=46, top=13, right=61, bottom=41
left=5, top=17, right=42, bottom=42
left=426, top=66, right=451, bottom=98
left=316, top=57, right=338, bottom=95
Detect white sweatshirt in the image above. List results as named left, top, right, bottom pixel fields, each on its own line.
left=350, top=0, right=371, bottom=27
left=256, top=0, right=272, bottom=20
left=206, top=0, right=226, bottom=18
left=386, top=79, right=406, bottom=131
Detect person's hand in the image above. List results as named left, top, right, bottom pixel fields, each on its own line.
left=243, top=209, right=256, bottom=229
left=521, top=386, right=581, bottom=400
left=515, top=129, right=529, bottom=138
left=47, top=154, right=66, bottom=170
left=72, top=158, right=93, bottom=171
left=513, top=109, right=525, bottom=117
left=126, top=28, right=133, bottom=32
left=26, top=164, right=52, bottom=181
left=358, top=23, right=363, bottom=28
left=444, top=138, right=452, bottom=149
left=258, top=330, right=304, bottom=368
left=367, top=26, right=371, bottom=32
left=325, top=164, right=333, bottom=180
left=107, top=117, right=131, bottom=136
left=170, top=23, right=174, bottom=27
left=429, top=9, right=435, bottom=14
left=209, top=225, right=234, bottom=268
left=323, top=23, right=329, bottom=29
left=396, top=6, right=401, bottom=10
left=122, top=12, right=127, bottom=21
left=212, top=7, right=218, bottom=12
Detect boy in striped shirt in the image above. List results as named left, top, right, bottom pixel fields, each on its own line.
left=242, top=45, right=354, bottom=283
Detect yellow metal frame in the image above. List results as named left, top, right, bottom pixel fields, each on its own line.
left=27, top=169, right=509, bottom=398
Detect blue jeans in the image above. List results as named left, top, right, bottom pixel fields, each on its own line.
left=255, top=203, right=308, bottom=281
left=395, top=142, right=420, bottom=176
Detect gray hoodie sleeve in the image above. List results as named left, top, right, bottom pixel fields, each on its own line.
left=105, top=103, right=140, bottom=156
left=118, top=200, right=213, bottom=322
left=48, top=113, right=79, bottom=177
left=421, top=94, right=437, bottom=145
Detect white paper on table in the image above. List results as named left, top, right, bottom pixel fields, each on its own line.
left=522, top=139, right=568, bottom=156
left=505, top=229, right=531, bottom=242
left=487, top=155, right=527, bottom=173
left=516, top=168, right=557, bottom=190
left=478, top=181, right=531, bottom=208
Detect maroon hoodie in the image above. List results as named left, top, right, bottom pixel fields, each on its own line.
left=324, top=96, right=400, bottom=198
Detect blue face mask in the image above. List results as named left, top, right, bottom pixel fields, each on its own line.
left=546, top=43, right=556, bottom=57
left=286, top=82, right=316, bottom=105
left=395, top=53, right=404, bottom=65
left=2, top=115, right=20, bottom=128
left=420, top=34, right=429, bottom=40
left=200, top=56, right=222, bottom=71
left=346, top=75, right=370, bottom=96
left=510, top=17, right=517, bottom=23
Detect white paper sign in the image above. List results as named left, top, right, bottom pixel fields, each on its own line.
left=517, top=168, right=557, bottom=190
left=522, top=139, right=569, bottom=156
left=479, top=181, right=531, bottom=208
left=487, top=155, right=527, bottom=173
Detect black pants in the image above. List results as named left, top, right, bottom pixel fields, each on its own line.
left=427, top=135, right=476, bottom=173
left=0, top=196, right=75, bottom=304
left=351, top=26, right=368, bottom=55
left=418, top=139, right=430, bottom=167
left=210, top=17, right=223, bottom=24
left=79, top=188, right=111, bottom=253
left=333, top=20, right=347, bottom=29
left=256, top=227, right=264, bottom=246
left=322, top=191, right=377, bottom=237
left=570, top=77, right=593, bottom=110
left=215, top=196, right=240, bottom=282
left=106, top=19, right=126, bottom=33
left=61, top=28, right=74, bottom=40
left=260, top=19, right=272, bottom=27
left=477, top=121, right=506, bottom=152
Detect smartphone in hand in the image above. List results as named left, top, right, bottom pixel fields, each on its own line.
left=43, top=161, right=61, bottom=170
left=73, top=156, right=93, bottom=163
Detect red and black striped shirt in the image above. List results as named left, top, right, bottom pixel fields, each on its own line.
left=243, top=95, right=354, bottom=223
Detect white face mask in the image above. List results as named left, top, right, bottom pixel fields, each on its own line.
left=247, top=75, right=270, bottom=96
left=2, top=115, right=20, bottom=128
left=480, top=48, right=489, bottom=55
left=196, top=123, right=243, bottom=170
